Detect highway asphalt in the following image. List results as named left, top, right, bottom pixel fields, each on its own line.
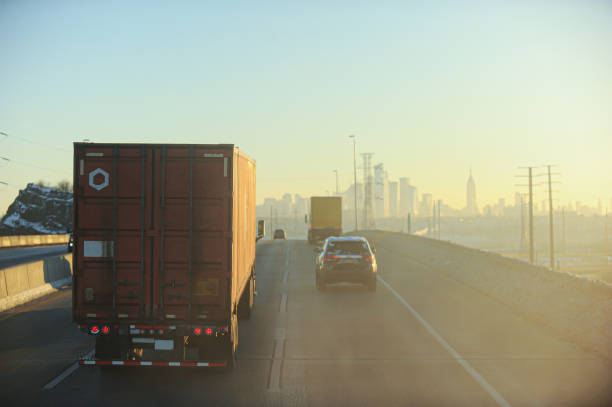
left=0, top=239, right=610, bottom=406
left=0, top=245, right=68, bottom=269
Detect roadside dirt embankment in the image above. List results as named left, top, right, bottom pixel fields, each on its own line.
left=359, top=230, right=612, bottom=361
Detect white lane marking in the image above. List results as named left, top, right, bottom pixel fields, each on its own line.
left=280, top=293, right=288, bottom=313
left=268, top=328, right=286, bottom=392
left=378, top=276, right=513, bottom=407
left=282, top=271, right=289, bottom=284
left=43, top=349, right=94, bottom=390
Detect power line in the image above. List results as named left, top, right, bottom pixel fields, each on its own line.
left=0, top=131, right=71, bottom=153
left=0, top=156, right=70, bottom=176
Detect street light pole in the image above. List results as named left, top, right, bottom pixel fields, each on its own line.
left=349, top=135, right=358, bottom=231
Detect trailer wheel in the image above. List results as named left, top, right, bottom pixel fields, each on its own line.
left=238, top=275, right=254, bottom=320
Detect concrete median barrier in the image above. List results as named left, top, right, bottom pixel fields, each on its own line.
left=0, top=234, right=70, bottom=249
left=0, top=254, right=72, bottom=312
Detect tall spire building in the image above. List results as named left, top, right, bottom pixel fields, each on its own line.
left=466, top=168, right=479, bottom=216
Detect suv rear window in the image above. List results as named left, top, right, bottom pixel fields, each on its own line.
left=326, top=241, right=369, bottom=255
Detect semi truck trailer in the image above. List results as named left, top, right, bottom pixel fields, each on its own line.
left=72, top=143, right=260, bottom=369
left=307, top=196, right=342, bottom=244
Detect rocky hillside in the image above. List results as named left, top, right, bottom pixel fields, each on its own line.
left=0, top=183, right=72, bottom=235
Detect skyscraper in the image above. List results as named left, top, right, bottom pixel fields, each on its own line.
left=466, top=168, right=479, bottom=216
left=388, top=181, right=398, bottom=218
left=399, top=177, right=417, bottom=217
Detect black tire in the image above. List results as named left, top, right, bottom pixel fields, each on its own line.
left=238, top=275, right=254, bottom=320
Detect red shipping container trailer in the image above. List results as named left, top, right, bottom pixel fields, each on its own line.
left=72, top=143, right=259, bottom=369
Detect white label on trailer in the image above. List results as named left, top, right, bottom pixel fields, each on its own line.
left=84, top=241, right=114, bottom=257
left=133, top=338, right=155, bottom=344
left=155, top=340, right=174, bottom=351
left=223, top=157, right=228, bottom=177
left=203, top=153, right=224, bottom=157
left=80, top=160, right=84, bottom=175
left=86, top=152, right=104, bottom=157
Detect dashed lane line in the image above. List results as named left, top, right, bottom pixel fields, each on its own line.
left=43, top=349, right=94, bottom=390
left=267, top=328, right=286, bottom=392
left=378, top=275, right=513, bottom=407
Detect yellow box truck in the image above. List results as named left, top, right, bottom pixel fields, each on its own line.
left=307, top=196, right=342, bottom=244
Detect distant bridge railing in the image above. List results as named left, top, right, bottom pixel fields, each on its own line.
left=0, top=234, right=70, bottom=249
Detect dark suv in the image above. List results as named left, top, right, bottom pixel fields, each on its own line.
left=315, top=236, right=377, bottom=292
left=273, top=229, right=287, bottom=240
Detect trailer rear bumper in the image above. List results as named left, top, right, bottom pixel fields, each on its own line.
left=79, top=360, right=227, bottom=367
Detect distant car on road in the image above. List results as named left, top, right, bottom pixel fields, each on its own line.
left=273, top=229, right=287, bottom=240
left=315, top=236, right=377, bottom=292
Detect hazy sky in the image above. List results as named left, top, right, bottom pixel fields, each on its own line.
left=1, top=0, right=611, bottom=215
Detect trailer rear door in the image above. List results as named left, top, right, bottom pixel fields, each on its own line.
left=74, top=144, right=234, bottom=323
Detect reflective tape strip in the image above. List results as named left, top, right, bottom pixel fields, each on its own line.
left=79, top=360, right=221, bottom=367
left=224, top=157, right=228, bottom=177
left=86, top=152, right=104, bottom=157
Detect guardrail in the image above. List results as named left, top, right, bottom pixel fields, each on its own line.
left=0, top=234, right=70, bottom=249
left=0, top=254, right=73, bottom=312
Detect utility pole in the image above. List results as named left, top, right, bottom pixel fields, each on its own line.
left=528, top=167, right=534, bottom=264
left=406, top=213, right=411, bottom=234
left=437, top=199, right=442, bottom=239
left=547, top=165, right=555, bottom=269
left=333, top=169, right=339, bottom=195
left=520, top=193, right=527, bottom=250
left=516, top=166, right=539, bottom=264
left=605, top=209, right=609, bottom=252
left=349, top=135, right=358, bottom=231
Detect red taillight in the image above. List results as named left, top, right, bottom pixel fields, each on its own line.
left=362, top=254, right=373, bottom=261
left=325, top=254, right=339, bottom=260
left=205, top=328, right=213, bottom=336
left=194, top=327, right=202, bottom=336
left=90, top=325, right=100, bottom=335
left=102, top=325, right=110, bottom=334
